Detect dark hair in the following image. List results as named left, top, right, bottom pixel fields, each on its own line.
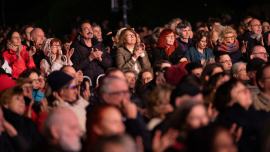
left=249, top=45, right=264, bottom=56
left=6, top=30, right=21, bottom=41
left=207, top=18, right=221, bottom=31
left=179, top=74, right=202, bottom=89
left=79, top=20, right=91, bottom=32
left=192, top=30, right=210, bottom=48
left=201, top=63, right=223, bottom=83
left=256, top=63, right=270, bottom=91
left=215, top=51, right=229, bottom=63
left=153, top=60, right=172, bottom=77
left=175, top=21, right=192, bottom=35
left=213, top=78, right=238, bottom=113
left=19, top=68, right=39, bottom=78
left=61, top=35, right=72, bottom=44
left=103, top=33, right=114, bottom=47
left=185, top=62, right=203, bottom=74
left=240, top=16, right=253, bottom=28
left=23, top=26, right=33, bottom=35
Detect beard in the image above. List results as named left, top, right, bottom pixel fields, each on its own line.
left=59, top=131, right=82, bottom=151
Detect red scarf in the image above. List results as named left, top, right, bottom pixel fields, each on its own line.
left=165, top=45, right=176, bottom=56
left=217, top=39, right=239, bottom=53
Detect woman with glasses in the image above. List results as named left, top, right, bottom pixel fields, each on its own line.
left=2, top=30, right=36, bottom=78
left=216, top=26, right=248, bottom=63
left=184, top=30, right=214, bottom=65
left=116, top=28, right=151, bottom=73
left=40, top=38, right=74, bottom=77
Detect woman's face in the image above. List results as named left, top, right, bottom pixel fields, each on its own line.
left=5, top=94, right=25, bottom=115
left=213, top=129, right=237, bottom=152
left=124, top=30, right=136, bottom=45
left=50, top=42, right=60, bottom=55
left=165, top=33, right=175, bottom=46
left=97, top=107, right=125, bottom=136
left=29, top=72, right=40, bottom=90
left=234, top=64, right=250, bottom=83
left=230, top=82, right=252, bottom=110
left=9, top=32, right=21, bottom=46
left=186, top=104, right=209, bottom=130
left=212, top=31, right=218, bottom=42
left=198, top=36, right=207, bottom=49
left=223, top=33, right=235, bottom=44
left=124, top=72, right=136, bottom=89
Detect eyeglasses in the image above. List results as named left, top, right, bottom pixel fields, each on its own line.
left=52, top=44, right=61, bottom=48
left=219, top=60, right=232, bottom=64
left=22, top=86, right=33, bottom=90
left=166, top=35, right=175, bottom=39
left=238, top=68, right=246, bottom=72
left=108, top=90, right=131, bottom=96
left=252, top=52, right=269, bottom=57
left=12, top=36, right=21, bottom=40
left=66, top=84, right=79, bottom=90
left=126, top=34, right=136, bottom=38
left=84, top=27, right=92, bottom=32
left=224, top=36, right=235, bottom=39
left=32, top=78, right=41, bottom=83
left=251, top=24, right=262, bottom=27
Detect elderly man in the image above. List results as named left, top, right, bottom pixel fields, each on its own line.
left=71, top=20, right=112, bottom=87
left=175, top=21, right=192, bottom=52
left=30, top=28, right=46, bottom=69
left=30, top=108, right=82, bottom=152
left=239, top=18, right=263, bottom=54
left=249, top=45, right=268, bottom=62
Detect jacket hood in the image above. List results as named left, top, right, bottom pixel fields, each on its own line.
left=42, top=38, right=63, bottom=57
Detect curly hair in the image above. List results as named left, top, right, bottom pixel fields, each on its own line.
left=219, top=26, right=234, bottom=42
left=192, top=30, right=210, bottom=49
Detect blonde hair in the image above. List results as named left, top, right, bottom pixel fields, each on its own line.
left=219, top=26, right=234, bottom=42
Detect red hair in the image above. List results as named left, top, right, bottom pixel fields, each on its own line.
left=157, top=29, right=178, bottom=56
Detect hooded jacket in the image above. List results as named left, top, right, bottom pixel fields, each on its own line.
left=70, top=35, right=112, bottom=87
left=2, top=44, right=36, bottom=79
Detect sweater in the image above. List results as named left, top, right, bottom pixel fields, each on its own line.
left=184, top=46, right=214, bottom=63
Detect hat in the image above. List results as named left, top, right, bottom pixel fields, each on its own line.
left=246, top=58, right=266, bottom=72
left=0, top=74, right=17, bottom=93
left=165, top=65, right=188, bottom=86
left=47, top=71, right=73, bottom=91
left=170, top=82, right=201, bottom=107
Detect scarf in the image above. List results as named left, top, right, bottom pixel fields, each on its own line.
left=217, top=39, right=239, bottom=53
left=7, top=43, right=23, bottom=59
left=165, top=45, right=176, bottom=56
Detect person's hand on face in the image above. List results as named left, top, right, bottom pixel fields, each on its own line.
left=121, top=98, right=137, bottom=119
left=29, top=46, right=36, bottom=59
left=76, top=70, right=84, bottom=84
left=95, top=48, right=103, bottom=62
left=39, top=98, right=48, bottom=115
left=138, top=43, right=145, bottom=53
left=66, top=48, right=74, bottom=61
left=55, top=49, right=62, bottom=63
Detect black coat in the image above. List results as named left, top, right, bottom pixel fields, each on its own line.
left=238, top=31, right=261, bottom=56
left=2, top=107, right=42, bottom=151
left=137, top=79, right=157, bottom=108
left=70, top=35, right=112, bottom=87
left=217, top=104, right=270, bottom=152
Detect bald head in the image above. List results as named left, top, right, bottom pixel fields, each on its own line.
left=250, top=45, right=268, bottom=62
left=248, top=19, right=262, bottom=35
left=61, top=66, right=77, bottom=78
left=30, top=28, right=45, bottom=50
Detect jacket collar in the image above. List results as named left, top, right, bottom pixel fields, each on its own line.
left=77, top=34, right=100, bottom=48
left=257, top=92, right=270, bottom=105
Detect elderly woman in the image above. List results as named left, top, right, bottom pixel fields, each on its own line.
left=231, top=62, right=249, bottom=83
left=149, top=29, right=185, bottom=65
left=2, top=30, right=36, bottom=78
left=185, top=30, right=214, bottom=64
left=216, top=26, right=247, bottom=63
left=40, top=38, right=73, bottom=77
left=116, top=28, right=151, bottom=73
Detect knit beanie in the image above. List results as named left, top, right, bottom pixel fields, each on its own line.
left=165, top=65, right=188, bottom=86
left=0, top=74, right=17, bottom=93
left=47, top=71, right=73, bottom=91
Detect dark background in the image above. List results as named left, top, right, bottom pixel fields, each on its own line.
left=1, top=0, right=270, bottom=36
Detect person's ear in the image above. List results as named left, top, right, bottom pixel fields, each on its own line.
left=248, top=25, right=252, bottom=32
left=23, top=34, right=26, bottom=39
left=50, top=125, right=60, bottom=140
left=258, top=80, right=265, bottom=90
left=102, top=94, right=110, bottom=103
left=233, top=74, right=238, bottom=79
left=59, top=89, right=64, bottom=97
left=93, top=124, right=103, bottom=135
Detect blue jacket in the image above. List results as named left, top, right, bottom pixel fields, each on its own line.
left=32, top=89, right=44, bottom=103
left=176, top=38, right=192, bottom=51
left=184, top=46, right=214, bottom=63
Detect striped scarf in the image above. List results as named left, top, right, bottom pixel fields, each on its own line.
left=217, top=39, right=239, bottom=53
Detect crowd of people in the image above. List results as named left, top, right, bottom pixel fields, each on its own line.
left=1, top=15, right=270, bottom=152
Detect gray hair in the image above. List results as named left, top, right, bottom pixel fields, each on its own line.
left=122, top=68, right=138, bottom=79
left=168, top=18, right=182, bottom=30
left=231, top=62, right=246, bottom=76
left=175, top=21, right=192, bottom=35
left=99, top=77, right=126, bottom=95
left=30, top=27, right=43, bottom=38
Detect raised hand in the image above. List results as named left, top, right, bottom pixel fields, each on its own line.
left=138, top=43, right=145, bottom=53
left=95, top=48, right=103, bottom=62
left=121, top=98, right=137, bottom=119
left=29, top=46, right=36, bottom=59
left=82, top=81, right=91, bottom=102
left=25, top=100, right=34, bottom=118
left=66, top=48, right=74, bottom=60
left=3, top=120, right=18, bottom=137
left=53, top=91, right=64, bottom=102
left=152, top=128, right=179, bottom=152
left=39, top=98, right=48, bottom=115
left=241, top=40, right=248, bottom=53
left=229, top=123, right=242, bottom=142
left=55, top=49, right=62, bottom=63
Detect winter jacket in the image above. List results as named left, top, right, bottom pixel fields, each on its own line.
left=2, top=45, right=36, bottom=79
left=184, top=46, right=214, bottom=63
left=71, top=35, right=112, bottom=87
left=2, top=107, right=42, bottom=151
left=24, top=106, right=47, bottom=132
left=33, top=50, right=45, bottom=70
left=22, top=41, right=34, bottom=51
left=116, top=47, right=151, bottom=73
left=238, top=31, right=262, bottom=56
left=32, top=89, right=44, bottom=103
left=176, top=38, right=192, bottom=52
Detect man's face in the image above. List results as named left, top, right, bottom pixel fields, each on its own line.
left=251, top=46, right=268, bottom=62
left=248, top=19, right=262, bottom=35
left=80, top=23, right=93, bottom=39
left=24, top=27, right=33, bottom=41
left=31, top=29, right=45, bottom=50
left=180, top=27, right=190, bottom=39
left=93, top=27, right=102, bottom=40
left=260, top=67, right=270, bottom=92
left=124, top=72, right=136, bottom=89
left=102, top=79, right=131, bottom=109
left=219, top=55, right=232, bottom=71
left=63, top=42, right=72, bottom=51
left=59, top=112, right=82, bottom=151
left=60, top=80, right=78, bottom=102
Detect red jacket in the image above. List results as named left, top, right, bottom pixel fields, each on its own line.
left=25, top=106, right=47, bottom=132
left=2, top=45, right=36, bottom=79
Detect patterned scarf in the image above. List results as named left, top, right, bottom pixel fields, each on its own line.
left=217, top=39, right=239, bottom=53
left=7, top=43, right=23, bottom=59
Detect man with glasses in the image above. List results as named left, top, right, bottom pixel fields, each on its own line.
left=215, top=52, right=232, bottom=74
left=175, top=21, right=192, bottom=52
left=30, top=28, right=46, bottom=69
left=70, top=20, right=112, bottom=87
left=239, top=18, right=263, bottom=54
left=250, top=45, right=268, bottom=62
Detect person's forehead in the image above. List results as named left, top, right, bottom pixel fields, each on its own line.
left=251, top=19, right=260, bottom=25
left=26, top=27, right=34, bottom=32
left=125, top=72, right=135, bottom=77
left=220, top=54, right=230, bottom=60
left=82, top=23, right=91, bottom=28
left=182, top=26, right=190, bottom=30
left=110, top=79, right=128, bottom=89
left=93, top=26, right=101, bottom=30
left=142, top=72, right=152, bottom=76
left=254, top=46, right=266, bottom=52
left=35, top=29, right=44, bottom=35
